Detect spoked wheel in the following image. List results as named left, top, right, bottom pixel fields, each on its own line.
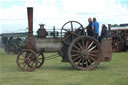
left=68, top=36, right=102, bottom=70
left=36, top=53, right=45, bottom=68
left=61, top=21, right=84, bottom=45
left=16, top=49, right=38, bottom=72
left=112, top=36, right=124, bottom=52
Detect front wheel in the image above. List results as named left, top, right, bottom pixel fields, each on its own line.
left=16, top=49, right=38, bottom=72
left=36, top=53, right=45, bottom=68
left=68, top=36, right=102, bottom=70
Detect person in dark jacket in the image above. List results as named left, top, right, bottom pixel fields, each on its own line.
left=99, top=24, right=108, bottom=42
left=86, top=17, right=94, bottom=36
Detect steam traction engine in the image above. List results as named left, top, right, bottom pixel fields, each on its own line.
left=16, top=7, right=112, bottom=72
left=111, top=27, right=128, bottom=52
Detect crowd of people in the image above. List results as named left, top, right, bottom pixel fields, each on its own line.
left=86, top=17, right=109, bottom=42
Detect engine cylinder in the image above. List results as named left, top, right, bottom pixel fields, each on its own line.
left=35, top=38, right=62, bottom=52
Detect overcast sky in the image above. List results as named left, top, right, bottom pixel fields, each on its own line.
left=0, top=0, right=128, bottom=34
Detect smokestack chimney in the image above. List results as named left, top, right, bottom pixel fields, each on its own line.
left=27, top=7, right=33, bottom=50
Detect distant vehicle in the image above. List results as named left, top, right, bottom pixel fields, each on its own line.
left=0, top=32, right=28, bottom=54
left=111, top=26, right=128, bottom=52
left=120, top=23, right=128, bottom=27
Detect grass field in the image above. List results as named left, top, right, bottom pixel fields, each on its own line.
left=0, top=49, right=128, bottom=85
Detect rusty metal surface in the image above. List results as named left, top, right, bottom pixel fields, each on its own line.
left=27, top=7, right=33, bottom=50
left=101, top=38, right=112, bottom=62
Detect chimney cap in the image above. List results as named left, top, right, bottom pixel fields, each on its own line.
left=27, top=7, right=33, bottom=9
left=39, top=24, right=45, bottom=26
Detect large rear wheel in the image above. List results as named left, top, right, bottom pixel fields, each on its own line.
left=68, top=36, right=102, bottom=70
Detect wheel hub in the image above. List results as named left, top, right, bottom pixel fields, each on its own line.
left=25, top=58, right=31, bottom=64
left=81, top=49, right=89, bottom=59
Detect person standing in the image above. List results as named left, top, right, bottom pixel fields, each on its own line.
left=92, top=18, right=99, bottom=39
left=86, top=17, right=93, bottom=36
left=99, top=24, right=108, bottom=42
